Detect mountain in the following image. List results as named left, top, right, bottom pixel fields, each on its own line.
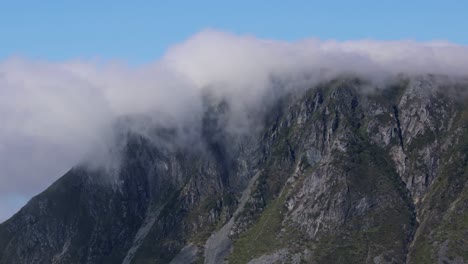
left=0, top=75, right=467, bottom=264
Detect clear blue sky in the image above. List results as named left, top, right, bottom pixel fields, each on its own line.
left=0, top=0, right=467, bottom=64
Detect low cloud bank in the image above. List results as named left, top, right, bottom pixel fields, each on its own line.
left=1, top=30, right=468, bottom=221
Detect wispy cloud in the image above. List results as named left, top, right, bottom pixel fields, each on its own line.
left=1, top=30, right=468, bottom=222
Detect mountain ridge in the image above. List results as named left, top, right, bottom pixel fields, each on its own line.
left=1, top=75, right=467, bottom=264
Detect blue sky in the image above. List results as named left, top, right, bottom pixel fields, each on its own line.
left=1, top=0, right=467, bottom=64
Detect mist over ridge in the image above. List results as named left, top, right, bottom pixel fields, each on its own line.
left=2, top=29, right=468, bottom=221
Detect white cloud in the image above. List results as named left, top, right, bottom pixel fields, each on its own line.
left=1, top=29, right=468, bottom=222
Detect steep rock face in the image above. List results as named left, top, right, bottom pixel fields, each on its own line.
left=227, top=79, right=416, bottom=263
left=368, top=77, right=459, bottom=203
left=0, top=75, right=467, bottom=264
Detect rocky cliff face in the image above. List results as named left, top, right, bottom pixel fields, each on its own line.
left=0, top=75, right=467, bottom=264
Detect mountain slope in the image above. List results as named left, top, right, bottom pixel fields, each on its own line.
left=1, top=75, right=467, bottom=264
